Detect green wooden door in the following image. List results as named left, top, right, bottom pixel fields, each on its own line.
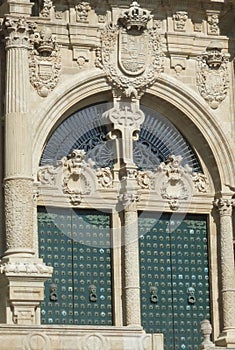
left=139, top=213, right=210, bottom=350
left=38, top=207, right=113, bottom=325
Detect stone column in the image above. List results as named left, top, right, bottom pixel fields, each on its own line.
left=0, top=17, right=53, bottom=325
left=3, top=17, right=36, bottom=257
left=121, top=188, right=141, bottom=326
left=119, top=167, right=141, bottom=326
left=103, top=98, right=144, bottom=326
left=214, top=198, right=235, bottom=346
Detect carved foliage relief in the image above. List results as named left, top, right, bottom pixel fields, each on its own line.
left=29, top=27, right=61, bottom=97
left=96, top=1, right=164, bottom=98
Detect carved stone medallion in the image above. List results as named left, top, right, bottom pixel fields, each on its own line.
left=96, top=1, right=164, bottom=98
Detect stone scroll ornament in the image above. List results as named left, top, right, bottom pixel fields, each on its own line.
left=29, top=27, right=61, bottom=97
left=197, top=42, right=229, bottom=109
left=95, top=1, right=164, bottom=98
left=37, top=149, right=113, bottom=205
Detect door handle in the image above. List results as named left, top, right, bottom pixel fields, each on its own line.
left=89, top=285, right=97, bottom=302
left=49, top=284, right=58, bottom=301
left=187, top=287, right=196, bottom=304
left=150, top=286, right=158, bottom=303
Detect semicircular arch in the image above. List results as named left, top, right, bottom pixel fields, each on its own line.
left=33, top=70, right=235, bottom=193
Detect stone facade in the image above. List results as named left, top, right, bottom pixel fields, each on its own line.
left=0, top=0, right=234, bottom=349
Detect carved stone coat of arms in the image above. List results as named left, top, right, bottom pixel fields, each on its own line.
left=96, top=1, right=164, bottom=98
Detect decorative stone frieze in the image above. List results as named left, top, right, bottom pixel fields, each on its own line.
left=96, top=2, right=164, bottom=98
left=37, top=149, right=114, bottom=204
left=40, top=0, right=53, bottom=18
left=75, top=2, right=91, bottom=23
left=197, top=42, right=229, bottom=109
left=29, top=27, right=61, bottom=97
left=173, top=11, right=188, bottom=31
left=0, top=261, right=53, bottom=275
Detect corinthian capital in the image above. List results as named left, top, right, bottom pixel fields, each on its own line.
left=2, top=17, right=36, bottom=49
left=214, top=198, right=235, bottom=216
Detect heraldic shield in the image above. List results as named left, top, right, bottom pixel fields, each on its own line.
left=96, top=2, right=164, bottom=97
left=118, top=29, right=148, bottom=76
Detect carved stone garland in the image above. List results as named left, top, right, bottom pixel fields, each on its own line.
left=197, top=42, right=229, bottom=109
left=29, top=27, right=61, bottom=97
left=96, top=1, right=164, bottom=98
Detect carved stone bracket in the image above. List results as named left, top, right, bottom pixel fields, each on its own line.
left=29, top=27, right=61, bottom=97
left=95, top=1, right=164, bottom=98
left=173, top=11, right=188, bottom=31
left=75, top=2, right=91, bottom=23
left=40, top=0, right=53, bottom=18
left=197, top=42, right=229, bottom=109
left=137, top=155, right=209, bottom=210
left=37, top=149, right=114, bottom=205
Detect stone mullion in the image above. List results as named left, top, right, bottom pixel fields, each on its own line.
left=124, top=203, right=141, bottom=326
left=3, top=17, right=34, bottom=257
left=215, top=199, right=235, bottom=333
left=103, top=98, right=144, bottom=327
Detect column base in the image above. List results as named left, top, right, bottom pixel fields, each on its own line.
left=3, top=247, right=35, bottom=258
left=0, top=256, right=53, bottom=325
left=215, top=328, right=235, bottom=348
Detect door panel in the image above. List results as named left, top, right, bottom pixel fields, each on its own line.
left=139, top=213, right=210, bottom=350
left=38, top=207, right=113, bottom=325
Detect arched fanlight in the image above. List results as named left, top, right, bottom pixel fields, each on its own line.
left=40, top=102, right=202, bottom=173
